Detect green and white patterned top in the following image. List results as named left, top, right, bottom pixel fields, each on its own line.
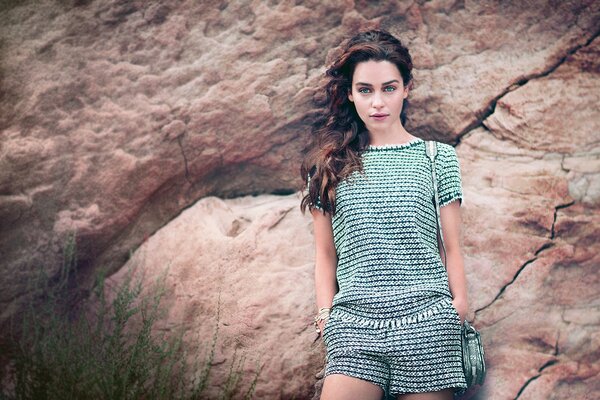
left=307, top=137, right=464, bottom=328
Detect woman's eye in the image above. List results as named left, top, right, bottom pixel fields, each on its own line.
left=358, top=87, right=371, bottom=94
left=384, top=86, right=396, bottom=92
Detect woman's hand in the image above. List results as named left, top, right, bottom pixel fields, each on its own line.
left=452, top=297, right=468, bottom=325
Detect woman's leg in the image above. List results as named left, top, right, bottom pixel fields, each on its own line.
left=320, top=373, right=384, bottom=400
left=396, top=388, right=454, bottom=400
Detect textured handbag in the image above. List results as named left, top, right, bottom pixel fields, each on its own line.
left=461, top=320, right=486, bottom=386
left=425, top=140, right=486, bottom=388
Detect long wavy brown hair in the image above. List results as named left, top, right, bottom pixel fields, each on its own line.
left=300, top=29, right=414, bottom=216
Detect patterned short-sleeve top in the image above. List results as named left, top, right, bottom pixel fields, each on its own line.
left=307, top=137, right=464, bottom=327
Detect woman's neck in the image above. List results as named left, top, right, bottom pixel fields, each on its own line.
left=368, top=125, right=416, bottom=146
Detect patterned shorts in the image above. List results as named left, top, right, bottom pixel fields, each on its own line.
left=322, top=297, right=468, bottom=398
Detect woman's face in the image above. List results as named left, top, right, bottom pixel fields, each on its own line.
left=348, top=60, right=409, bottom=132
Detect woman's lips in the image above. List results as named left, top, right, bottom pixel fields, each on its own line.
left=370, top=113, right=389, bottom=121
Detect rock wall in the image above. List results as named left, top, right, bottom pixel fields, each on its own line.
left=1, top=0, right=599, bottom=399
left=104, top=194, right=323, bottom=399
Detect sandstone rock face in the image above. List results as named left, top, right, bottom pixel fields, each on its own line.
left=455, top=35, right=600, bottom=399
left=1, top=0, right=599, bottom=399
left=105, top=193, right=324, bottom=399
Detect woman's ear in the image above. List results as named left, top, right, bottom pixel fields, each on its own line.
left=404, top=81, right=413, bottom=98
left=348, top=89, right=354, bottom=103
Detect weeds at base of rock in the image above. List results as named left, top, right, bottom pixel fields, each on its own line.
left=0, top=231, right=262, bottom=400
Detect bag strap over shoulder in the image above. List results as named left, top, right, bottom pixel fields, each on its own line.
left=426, top=142, right=487, bottom=388
left=425, top=140, right=446, bottom=265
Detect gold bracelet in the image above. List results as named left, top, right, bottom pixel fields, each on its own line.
left=313, top=307, right=332, bottom=334
left=314, top=308, right=331, bottom=322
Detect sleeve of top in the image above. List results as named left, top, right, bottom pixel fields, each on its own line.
left=435, top=143, right=464, bottom=207
left=306, top=171, right=323, bottom=210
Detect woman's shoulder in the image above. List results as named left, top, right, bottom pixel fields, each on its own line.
left=433, top=141, right=456, bottom=152
left=432, top=141, right=458, bottom=161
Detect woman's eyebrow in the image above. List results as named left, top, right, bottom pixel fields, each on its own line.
left=355, top=79, right=400, bottom=86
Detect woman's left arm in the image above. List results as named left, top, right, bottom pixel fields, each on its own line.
left=439, top=199, right=468, bottom=323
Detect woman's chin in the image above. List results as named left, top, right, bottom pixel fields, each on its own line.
left=365, top=122, right=392, bottom=133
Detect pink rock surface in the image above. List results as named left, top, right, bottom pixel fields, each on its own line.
left=105, top=194, right=325, bottom=399
left=1, top=0, right=599, bottom=398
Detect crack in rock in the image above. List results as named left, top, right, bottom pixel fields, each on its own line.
left=476, top=256, right=538, bottom=314
left=176, top=135, right=193, bottom=186
left=551, top=201, right=575, bottom=240
left=514, top=334, right=560, bottom=399
left=514, top=358, right=560, bottom=400
left=266, top=206, right=295, bottom=231
left=512, top=370, right=541, bottom=399
left=475, top=201, right=576, bottom=314
left=533, top=242, right=554, bottom=256
left=454, top=28, right=600, bottom=146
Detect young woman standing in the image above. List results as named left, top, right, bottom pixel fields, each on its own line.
left=300, top=30, right=469, bottom=400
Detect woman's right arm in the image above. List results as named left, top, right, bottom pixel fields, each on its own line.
left=311, top=208, right=338, bottom=332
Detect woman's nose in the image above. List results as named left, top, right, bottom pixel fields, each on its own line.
left=372, top=92, right=384, bottom=108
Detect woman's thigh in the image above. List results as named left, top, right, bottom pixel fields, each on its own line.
left=321, top=373, right=384, bottom=400
left=396, top=388, right=454, bottom=400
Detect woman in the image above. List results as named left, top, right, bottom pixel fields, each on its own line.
left=300, top=30, right=469, bottom=400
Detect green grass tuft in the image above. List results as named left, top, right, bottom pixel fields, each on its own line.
left=0, top=231, right=262, bottom=400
